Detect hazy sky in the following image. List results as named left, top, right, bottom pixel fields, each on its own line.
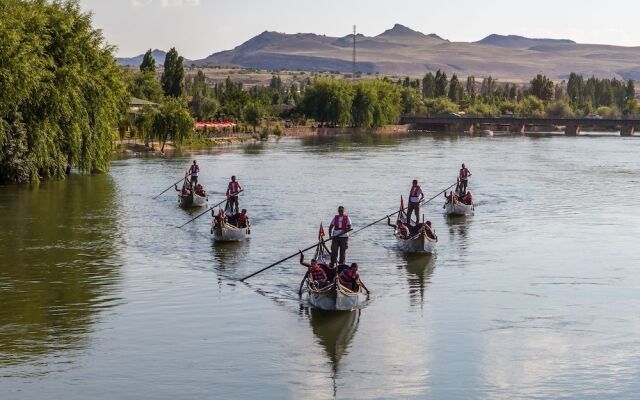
left=80, top=0, right=640, bottom=59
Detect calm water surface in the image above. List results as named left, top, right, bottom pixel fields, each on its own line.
left=1, top=133, right=639, bottom=399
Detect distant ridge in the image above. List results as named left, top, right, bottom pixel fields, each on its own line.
left=117, top=25, right=640, bottom=80
left=118, top=49, right=167, bottom=67
left=475, top=34, right=576, bottom=48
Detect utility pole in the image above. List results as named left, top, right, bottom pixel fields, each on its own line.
left=352, top=25, right=356, bottom=80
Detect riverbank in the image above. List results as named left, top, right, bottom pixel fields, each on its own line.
left=114, top=124, right=411, bottom=155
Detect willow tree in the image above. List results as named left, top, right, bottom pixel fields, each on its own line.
left=153, top=98, right=194, bottom=152
left=0, top=0, right=127, bottom=183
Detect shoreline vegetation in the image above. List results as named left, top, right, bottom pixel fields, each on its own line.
left=2, top=0, right=638, bottom=183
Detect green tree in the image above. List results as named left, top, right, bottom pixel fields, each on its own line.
left=140, top=49, right=156, bottom=73
left=434, top=70, right=448, bottom=97
left=0, top=0, right=127, bottom=183
left=466, top=76, right=476, bottom=99
left=301, top=79, right=353, bottom=126
left=400, top=87, right=422, bottom=114
left=244, top=101, right=265, bottom=132
left=422, top=72, right=435, bottom=98
left=517, top=95, right=545, bottom=116
left=448, top=74, right=462, bottom=102
left=126, top=71, right=164, bottom=103
left=626, top=80, right=635, bottom=100
left=546, top=99, right=574, bottom=117
left=529, top=74, right=555, bottom=101
left=153, top=98, right=194, bottom=152
left=161, top=47, right=185, bottom=98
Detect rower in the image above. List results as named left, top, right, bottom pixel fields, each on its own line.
left=407, top=179, right=424, bottom=226
left=226, top=175, right=243, bottom=214
left=387, top=216, right=409, bottom=239
left=424, top=221, right=437, bottom=240
left=236, top=209, right=249, bottom=228
left=459, top=163, right=472, bottom=195
left=189, top=160, right=200, bottom=188
left=464, top=191, right=473, bottom=205
left=328, top=206, right=352, bottom=267
left=299, top=252, right=328, bottom=289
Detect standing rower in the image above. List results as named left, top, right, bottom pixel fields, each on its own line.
left=459, top=163, right=471, bottom=195
left=407, top=179, right=424, bottom=226
left=226, top=175, right=243, bottom=214
left=189, top=160, right=200, bottom=188
left=328, top=206, right=352, bottom=268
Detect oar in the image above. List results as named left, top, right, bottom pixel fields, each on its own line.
left=348, top=182, right=457, bottom=237
left=177, top=190, right=244, bottom=228
left=153, top=173, right=188, bottom=199
left=240, top=182, right=457, bottom=282
left=240, top=230, right=351, bottom=282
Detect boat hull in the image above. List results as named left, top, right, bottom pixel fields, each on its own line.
left=444, top=200, right=474, bottom=216
left=212, top=221, right=249, bottom=242
left=395, top=233, right=437, bottom=254
left=307, top=280, right=367, bottom=311
left=179, top=192, right=208, bottom=208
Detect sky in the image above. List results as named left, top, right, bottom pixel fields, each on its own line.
left=80, top=0, right=640, bottom=59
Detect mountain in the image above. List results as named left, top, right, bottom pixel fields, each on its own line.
left=118, top=49, right=193, bottom=67
left=475, top=34, right=576, bottom=48
left=117, top=25, right=640, bottom=80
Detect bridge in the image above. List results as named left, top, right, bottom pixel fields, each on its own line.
left=399, top=115, right=640, bottom=136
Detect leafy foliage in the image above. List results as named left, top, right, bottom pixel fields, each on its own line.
left=0, top=0, right=127, bottom=183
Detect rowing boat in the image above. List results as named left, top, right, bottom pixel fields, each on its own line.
left=444, top=193, right=474, bottom=216
left=304, top=235, right=367, bottom=311
left=211, top=209, right=250, bottom=242
left=396, top=231, right=437, bottom=253
left=178, top=190, right=208, bottom=208
left=392, top=197, right=437, bottom=253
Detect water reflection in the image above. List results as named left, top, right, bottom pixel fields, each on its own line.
left=401, top=253, right=436, bottom=309
left=301, top=308, right=361, bottom=397
left=301, top=133, right=400, bottom=151
left=0, top=175, right=122, bottom=370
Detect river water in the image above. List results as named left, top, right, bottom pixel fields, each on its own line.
left=1, top=133, right=639, bottom=399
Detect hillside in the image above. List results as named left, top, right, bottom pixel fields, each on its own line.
left=118, top=24, right=640, bottom=80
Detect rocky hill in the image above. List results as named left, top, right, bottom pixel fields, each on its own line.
left=118, top=24, right=640, bottom=80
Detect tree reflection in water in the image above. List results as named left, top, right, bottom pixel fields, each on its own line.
left=0, top=175, right=122, bottom=371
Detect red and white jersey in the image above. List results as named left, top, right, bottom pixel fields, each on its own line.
left=330, top=214, right=352, bottom=237
left=190, top=164, right=199, bottom=176
left=409, top=185, right=423, bottom=203
left=228, top=181, right=241, bottom=196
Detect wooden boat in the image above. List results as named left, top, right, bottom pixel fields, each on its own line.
left=444, top=193, right=474, bottom=216
left=396, top=230, right=437, bottom=254
left=178, top=190, right=208, bottom=208
left=304, top=234, right=367, bottom=311
left=392, top=198, right=437, bottom=254
left=211, top=209, right=250, bottom=242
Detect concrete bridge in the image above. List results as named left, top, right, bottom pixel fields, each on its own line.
left=399, top=115, right=640, bottom=136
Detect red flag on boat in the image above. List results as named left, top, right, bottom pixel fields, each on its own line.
left=318, top=223, right=325, bottom=240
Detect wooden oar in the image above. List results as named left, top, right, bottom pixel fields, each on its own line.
left=177, top=190, right=244, bottom=228
left=240, top=182, right=457, bottom=282
left=153, top=172, right=188, bottom=199
left=349, top=182, right=457, bottom=237
left=240, top=230, right=351, bottom=282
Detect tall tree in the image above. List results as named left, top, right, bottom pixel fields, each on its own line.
left=529, top=74, right=555, bottom=101
left=434, top=70, right=448, bottom=97
left=422, top=72, right=435, bottom=98
left=466, top=76, right=476, bottom=99
left=1, top=0, right=127, bottom=183
left=448, top=74, right=462, bottom=102
left=161, top=47, right=185, bottom=98
left=153, top=98, right=194, bottom=152
left=140, top=49, right=156, bottom=73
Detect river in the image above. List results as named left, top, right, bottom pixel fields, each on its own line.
left=1, top=133, right=639, bottom=399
